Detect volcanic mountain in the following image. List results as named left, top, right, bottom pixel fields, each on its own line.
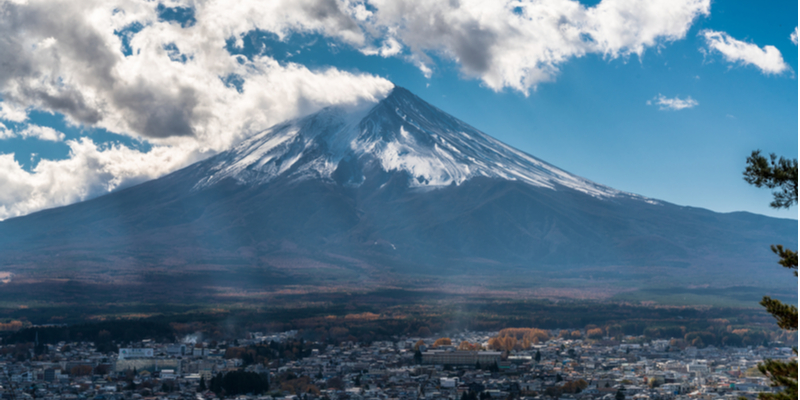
left=0, top=87, right=795, bottom=303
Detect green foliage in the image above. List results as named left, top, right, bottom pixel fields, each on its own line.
left=760, top=296, right=798, bottom=331
left=757, top=358, right=798, bottom=400
left=744, top=149, right=798, bottom=400
left=461, top=391, right=479, bottom=400
left=209, top=370, right=270, bottom=397
left=744, top=150, right=798, bottom=209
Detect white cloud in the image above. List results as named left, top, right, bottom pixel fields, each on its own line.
left=18, top=125, right=65, bottom=142
left=361, top=36, right=403, bottom=57
left=701, top=30, right=790, bottom=74
left=0, top=0, right=714, bottom=219
left=0, top=0, right=393, bottom=219
left=358, top=0, right=710, bottom=93
left=0, top=138, right=205, bottom=220
left=0, top=102, right=28, bottom=123
left=791, top=27, right=798, bottom=45
left=0, top=122, right=13, bottom=139
left=648, top=94, right=698, bottom=111
left=0, top=123, right=65, bottom=142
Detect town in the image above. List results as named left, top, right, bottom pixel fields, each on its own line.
left=0, top=328, right=793, bottom=400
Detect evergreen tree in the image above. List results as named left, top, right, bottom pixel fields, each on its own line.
left=744, top=150, right=798, bottom=400
left=615, top=389, right=625, bottom=400
left=199, top=376, right=206, bottom=392
left=414, top=349, right=423, bottom=364
left=489, top=362, right=500, bottom=373
left=534, top=349, right=541, bottom=363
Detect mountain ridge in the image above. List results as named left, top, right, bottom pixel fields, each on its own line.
left=0, top=86, right=795, bottom=306
left=188, top=86, right=633, bottom=199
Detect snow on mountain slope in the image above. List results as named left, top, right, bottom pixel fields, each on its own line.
left=195, top=86, right=646, bottom=200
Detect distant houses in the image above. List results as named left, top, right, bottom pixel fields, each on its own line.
left=421, top=349, right=502, bottom=366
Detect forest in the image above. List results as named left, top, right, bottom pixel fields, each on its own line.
left=1, top=295, right=794, bottom=352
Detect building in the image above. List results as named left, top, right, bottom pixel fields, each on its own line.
left=118, top=348, right=154, bottom=360
left=421, top=350, right=501, bottom=366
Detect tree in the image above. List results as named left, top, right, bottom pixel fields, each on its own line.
left=70, top=365, right=92, bottom=376
left=459, top=341, right=480, bottom=351
left=432, top=338, right=452, bottom=347
left=414, top=349, right=423, bottom=364
left=209, top=370, right=269, bottom=396
left=534, top=349, right=541, bottom=363
left=744, top=150, right=798, bottom=400
left=744, top=151, right=798, bottom=209
left=587, top=328, right=604, bottom=339
left=615, top=388, right=625, bottom=400
left=198, top=376, right=206, bottom=392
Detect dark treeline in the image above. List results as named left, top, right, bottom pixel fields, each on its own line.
left=209, top=370, right=270, bottom=396
left=225, top=339, right=320, bottom=366
left=3, top=320, right=173, bottom=346
left=0, top=297, right=791, bottom=350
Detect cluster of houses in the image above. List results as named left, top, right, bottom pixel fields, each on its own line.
left=0, top=329, right=792, bottom=400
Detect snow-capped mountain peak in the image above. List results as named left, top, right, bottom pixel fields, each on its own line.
left=194, top=86, right=629, bottom=199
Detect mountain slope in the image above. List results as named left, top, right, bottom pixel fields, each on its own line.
left=0, top=87, right=795, bottom=303
left=193, top=87, right=625, bottom=197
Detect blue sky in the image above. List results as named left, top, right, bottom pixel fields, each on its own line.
left=0, top=0, right=796, bottom=220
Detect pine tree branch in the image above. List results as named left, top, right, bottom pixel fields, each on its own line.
left=760, top=296, right=798, bottom=331
left=744, top=150, right=798, bottom=209
left=770, top=245, right=798, bottom=276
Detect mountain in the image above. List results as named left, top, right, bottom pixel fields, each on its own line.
left=0, top=86, right=795, bottom=305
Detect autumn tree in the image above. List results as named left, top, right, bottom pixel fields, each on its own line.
left=70, top=365, right=92, bottom=376
left=458, top=341, right=480, bottom=351
left=492, top=328, right=550, bottom=350
left=744, top=150, right=798, bottom=400
left=488, top=336, right=516, bottom=351
left=587, top=328, right=604, bottom=339
left=606, top=324, right=623, bottom=338
left=561, top=379, right=589, bottom=394
left=432, top=338, right=452, bottom=347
